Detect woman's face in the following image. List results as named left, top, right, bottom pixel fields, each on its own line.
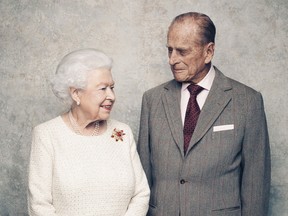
left=77, top=68, right=115, bottom=121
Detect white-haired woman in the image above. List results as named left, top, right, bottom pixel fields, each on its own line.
left=28, top=48, right=150, bottom=216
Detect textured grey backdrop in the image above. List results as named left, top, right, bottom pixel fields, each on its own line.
left=0, top=0, right=287, bottom=215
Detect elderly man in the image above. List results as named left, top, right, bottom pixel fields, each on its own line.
left=137, top=12, right=270, bottom=216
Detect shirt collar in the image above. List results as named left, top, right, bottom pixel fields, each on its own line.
left=181, top=65, right=216, bottom=92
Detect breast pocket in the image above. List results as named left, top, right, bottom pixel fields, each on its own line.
left=210, top=123, right=242, bottom=160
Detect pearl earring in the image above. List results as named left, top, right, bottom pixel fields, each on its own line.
left=77, top=101, right=80, bottom=106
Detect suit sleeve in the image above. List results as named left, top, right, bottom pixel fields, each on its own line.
left=241, top=92, right=271, bottom=216
left=137, top=92, right=153, bottom=187
left=28, top=126, right=57, bottom=216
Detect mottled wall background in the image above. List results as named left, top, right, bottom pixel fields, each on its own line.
left=0, top=0, right=287, bottom=215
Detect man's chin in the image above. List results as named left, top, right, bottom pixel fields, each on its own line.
left=173, top=74, right=188, bottom=83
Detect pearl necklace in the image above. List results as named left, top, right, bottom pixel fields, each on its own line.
left=68, top=110, right=100, bottom=136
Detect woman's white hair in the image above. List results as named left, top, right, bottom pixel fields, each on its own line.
left=51, top=48, right=113, bottom=106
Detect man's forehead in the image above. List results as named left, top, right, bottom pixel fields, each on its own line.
left=168, top=22, right=200, bottom=39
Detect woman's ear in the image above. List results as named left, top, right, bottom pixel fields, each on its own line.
left=70, top=87, right=80, bottom=105
left=204, top=42, right=215, bottom=64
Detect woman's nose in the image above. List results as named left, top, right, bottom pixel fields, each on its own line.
left=106, top=87, right=115, bottom=101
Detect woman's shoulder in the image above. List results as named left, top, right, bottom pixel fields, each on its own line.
left=34, top=116, right=63, bottom=131
left=108, top=119, right=132, bottom=131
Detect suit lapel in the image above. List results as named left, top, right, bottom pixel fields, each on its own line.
left=162, top=80, right=184, bottom=155
left=187, top=68, right=233, bottom=153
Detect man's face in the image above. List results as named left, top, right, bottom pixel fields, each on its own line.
left=167, top=21, right=211, bottom=83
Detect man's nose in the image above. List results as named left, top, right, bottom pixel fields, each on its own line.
left=169, top=50, right=179, bottom=65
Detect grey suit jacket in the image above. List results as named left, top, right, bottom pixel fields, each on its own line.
left=137, top=67, right=271, bottom=216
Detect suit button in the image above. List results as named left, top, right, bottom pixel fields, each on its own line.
left=180, top=179, right=186, bottom=184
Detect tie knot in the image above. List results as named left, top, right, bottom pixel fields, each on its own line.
left=187, top=84, right=204, bottom=95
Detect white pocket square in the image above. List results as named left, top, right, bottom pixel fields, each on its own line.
left=213, top=124, right=234, bottom=132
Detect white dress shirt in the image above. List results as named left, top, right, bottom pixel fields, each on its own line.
left=181, top=65, right=216, bottom=125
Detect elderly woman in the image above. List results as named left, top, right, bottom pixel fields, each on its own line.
left=28, top=48, right=150, bottom=216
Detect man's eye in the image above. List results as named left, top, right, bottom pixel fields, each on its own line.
left=178, top=49, right=185, bottom=55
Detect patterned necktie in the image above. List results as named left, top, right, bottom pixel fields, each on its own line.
left=183, top=84, right=204, bottom=155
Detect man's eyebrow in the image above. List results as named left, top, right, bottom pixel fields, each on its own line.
left=166, top=46, right=189, bottom=52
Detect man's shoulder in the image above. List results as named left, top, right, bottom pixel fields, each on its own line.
left=144, top=79, right=177, bottom=96
left=215, top=67, right=260, bottom=96
left=228, top=76, right=260, bottom=96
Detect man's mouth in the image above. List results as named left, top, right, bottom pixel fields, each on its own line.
left=172, top=66, right=185, bottom=72
left=173, top=69, right=185, bottom=73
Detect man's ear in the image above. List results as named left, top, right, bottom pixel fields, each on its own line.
left=204, top=42, right=215, bottom=64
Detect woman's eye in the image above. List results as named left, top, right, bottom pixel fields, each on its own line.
left=98, top=85, right=114, bottom=91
